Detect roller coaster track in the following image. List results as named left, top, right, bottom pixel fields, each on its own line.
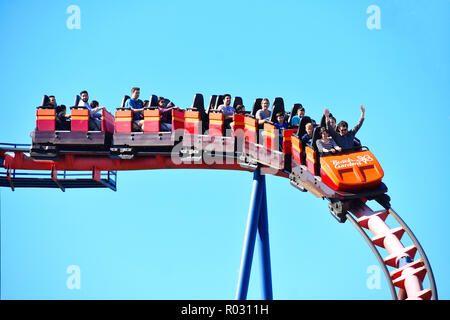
left=0, top=142, right=437, bottom=300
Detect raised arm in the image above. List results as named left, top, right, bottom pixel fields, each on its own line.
left=351, top=105, right=365, bottom=135
left=324, top=108, right=339, bottom=140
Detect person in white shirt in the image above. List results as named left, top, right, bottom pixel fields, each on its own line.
left=217, top=94, right=235, bottom=130
left=78, top=90, right=105, bottom=131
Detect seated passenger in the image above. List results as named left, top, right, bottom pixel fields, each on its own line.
left=328, top=115, right=337, bottom=130
left=55, top=104, right=71, bottom=130
left=324, top=106, right=365, bottom=150
left=48, top=95, right=70, bottom=130
left=157, top=97, right=173, bottom=132
left=316, top=127, right=341, bottom=154
left=255, top=98, right=271, bottom=125
left=78, top=90, right=105, bottom=131
left=48, top=95, right=57, bottom=108
left=301, top=123, right=313, bottom=146
left=89, top=100, right=104, bottom=130
left=235, top=104, right=246, bottom=114
left=291, top=106, right=305, bottom=127
left=274, top=112, right=288, bottom=130
left=125, top=87, right=144, bottom=131
left=217, top=94, right=235, bottom=129
left=274, top=112, right=288, bottom=151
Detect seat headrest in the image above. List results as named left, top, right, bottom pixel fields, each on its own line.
left=150, top=95, right=158, bottom=107
left=73, top=95, right=81, bottom=108
left=251, top=98, right=263, bottom=116
left=207, top=95, right=217, bottom=113
left=311, top=126, right=322, bottom=151
left=272, top=97, right=285, bottom=112
left=296, top=116, right=312, bottom=137
left=270, top=103, right=284, bottom=123
left=320, top=114, right=327, bottom=128
left=233, top=96, right=243, bottom=108
left=192, top=93, right=205, bottom=111
left=215, top=95, right=224, bottom=109
left=120, top=95, right=130, bottom=108
left=41, top=95, right=51, bottom=107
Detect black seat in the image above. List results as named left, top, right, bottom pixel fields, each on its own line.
left=251, top=98, right=263, bottom=116
left=149, top=95, right=158, bottom=107
left=270, top=104, right=284, bottom=123
left=311, top=126, right=323, bottom=174
left=39, top=95, right=52, bottom=108
left=233, top=96, right=243, bottom=108
left=269, top=97, right=285, bottom=122
left=118, top=95, right=130, bottom=109
left=191, top=93, right=205, bottom=110
left=272, top=97, right=284, bottom=111
left=207, top=95, right=217, bottom=114
left=70, top=95, right=82, bottom=109
left=311, top=126, right=322, bottom=150
left=190, top=93, right=207, bottom=131
left=215, top=95, right=224, bottom=109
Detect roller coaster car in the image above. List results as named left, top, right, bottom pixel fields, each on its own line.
left=319, top=148, right=384, bottom=191
left=290, top=123, right=386, bottom=200
left=111, top=95, right=184, bottom=159
left=260, top=99, right=296, bottom=170
left=241, top=97, right=295, bottom=170
left=183, top=94, right=242, bottom=155
left=31, top=95, right=114, bottom=158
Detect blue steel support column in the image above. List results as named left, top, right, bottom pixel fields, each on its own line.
left=236, top=169, right=264, bottom=300
left=257, top=176, right=273, bottom=300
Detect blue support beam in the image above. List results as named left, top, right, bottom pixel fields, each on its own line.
left=257, top=177, right=273, bottom=300
left=235, top=168, right=273, bottom=300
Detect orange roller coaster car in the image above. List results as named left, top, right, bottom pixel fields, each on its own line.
left=320, top=149, right=384, bottom=191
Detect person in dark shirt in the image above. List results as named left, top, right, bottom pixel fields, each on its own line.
left=274, top=112, right=288, bottom=151
left=125, top=87, right=145, bottom=131
left=56, top=105, right=71, bottom=130
left=301, top=122, right=313, bottom=146
left=157, top=97, right=173, bottom=131
left=48, top=95, right=70, bottom=130
left=324, top=105, right=365, bottom=150
left=235, top=104, right=246, bottom=114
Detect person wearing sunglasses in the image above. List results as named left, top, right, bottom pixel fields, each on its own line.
left=323, top=105, right=365, bottom=150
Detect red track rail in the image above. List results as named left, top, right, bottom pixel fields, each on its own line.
left=0, top=145, right=436, bottom=300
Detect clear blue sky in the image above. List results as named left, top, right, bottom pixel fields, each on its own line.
left=0, top=0, right=449, bottom=299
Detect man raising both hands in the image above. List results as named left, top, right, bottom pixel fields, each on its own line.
left=324, top=105, right=365, bottom=150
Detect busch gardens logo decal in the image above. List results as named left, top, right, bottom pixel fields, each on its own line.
left=331, top=155, right=374, bottom=169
